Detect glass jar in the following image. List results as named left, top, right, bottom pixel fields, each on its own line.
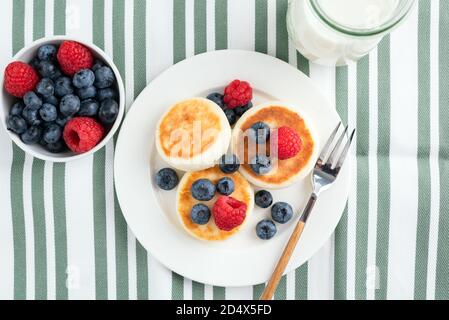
left=287, top=0, right=416, bottom=66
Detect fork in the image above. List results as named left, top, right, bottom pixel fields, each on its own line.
left=260, top=122, right=355, bottom=300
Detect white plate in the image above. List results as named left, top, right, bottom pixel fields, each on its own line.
left=114, top=50, right=349, bottom=287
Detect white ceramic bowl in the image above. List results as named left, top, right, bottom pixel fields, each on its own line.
left=0, top=35, right=125, bottom=162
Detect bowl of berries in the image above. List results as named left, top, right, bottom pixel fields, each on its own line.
left=0, top=36, right=125, bottom=162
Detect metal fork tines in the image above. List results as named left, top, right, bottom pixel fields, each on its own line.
left=300, top=122, right=355, bottom=222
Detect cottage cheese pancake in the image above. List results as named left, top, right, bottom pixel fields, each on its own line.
left=156, top=98, right=231, bottom=171
left=176, top=166, right=254, bottom=241
left=232, top=102, right=318, bottom=189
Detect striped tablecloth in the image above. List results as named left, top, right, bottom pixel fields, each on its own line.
left=0, top=0, right=447, bottom=300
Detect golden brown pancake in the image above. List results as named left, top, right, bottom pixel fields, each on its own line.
left=232, top=101, right=318, bottom=189
left=176, top=166, right=254, bottom=241
left=156, top=98, right=231, bottom=171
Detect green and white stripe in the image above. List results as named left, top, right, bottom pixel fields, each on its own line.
left=0, top=0, right=448, bottom=300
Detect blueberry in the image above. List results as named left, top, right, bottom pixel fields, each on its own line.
left=22, top=105, right=42, bottom=126
left=36, top=78, right=55, bottom=97
left=7, top=115, right=27, bottom=134
left=249, top=121, right=270, bottom=144
left=43, top=124, right=62, bottom=144
left=223, top=108, right=237, bottom=126
left=98, top=98, right=119, bottom=124
left=77, top=86, right=97, bottom=100
left=30, top=57, right=41, bottom=69
left=271, top=202, right=293, bottom=224
left=190, top=204, right=211, bottom=225
left=49, top=69, right=62, bottom=81
left=73, top=69, right=95, bottom=88
left=216, top=177, right=235, bottom=196
left=46, top=140, right=66, bottom=153
left=60, top=94, right=80, bottom=117
left=155, top=167, right=179, bottom=190
left=256, top=220, right=277, bottom=240
left=78, top=99, right=99, bottom=116
left=38, top=61, right=58, bottom=78
left=43, top=95, right=59, bottom=106
left=55, top=114, right=72, bottom=127
left=23, top=91, right=42, bottom=107
left=255, top=190, right=273, bottom=208
left=219, top=154, right=240, bottom=174
left=37, top=44, right=57, bottom=61
left=97, top=88, right=118, bottom=101
left=206, top=92, right=225, bottom=109
left=250, top=155, right=272, bottom=175
left=91, top=59, right=103, bottom=72
left=54, top=77, right=74, bottom=97
left=39, top=103, right=58, bottom=122
left=191, top=179, right=216, bottom=201
left=234, top=101, right=253, bottom=116
left=20, top=126, right=42, bottom=144
left=94, top=66, right=115, bottom=88
left=10, top=101, right=25, bottom=116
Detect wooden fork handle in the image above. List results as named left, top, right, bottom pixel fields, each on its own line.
left=260, top=193, right=317, bottom=300
left=260, top=221, right=305, bottom=300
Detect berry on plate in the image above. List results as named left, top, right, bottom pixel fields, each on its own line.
left=249, top=121, right=270, bottom=144
left=206, top=92, right=225, bottom=109
left=250, top=154, right=272, bottom=175
left=271, top=202, right=293, bottom=224
left=191, top=179, right=216, bottom=201
left=223, top=79, right=252, bottom=109
left=216, top=177, right=235, bottom=196
left=190, top=204, right=211, bottom=225
left=4, top=61, right=40, bottom=98
left=63, top=117, right=104, bottom=153
left=156, top=167, right=179, bottom=190
left=256, top=219, right=277, bottom=240
left=98, top=98, right=119, bottom=124
left=255, top=190, right=273, bottom=208
left=219, top=154, right=240, bottom=174
left=234, top=101, right=253, bottom=116
left=212, top=196, right=247, bottom=231
left=57, top=41, right=93, bottom=76
left=223, top=108, right=237, bottom=126
left=271, top=126, right=302, bottom=160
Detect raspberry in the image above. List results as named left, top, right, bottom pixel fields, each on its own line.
left=3, top=61, right=40, bottom=97
left=63, top=117, right=104, bottom=153
left=223, top=79, right=252, bottom=109
left=272, top=126, right=302, bottom=160
left=57, top=41, right=93, bottom=76
left=212, top=196, right=247, bottom=231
